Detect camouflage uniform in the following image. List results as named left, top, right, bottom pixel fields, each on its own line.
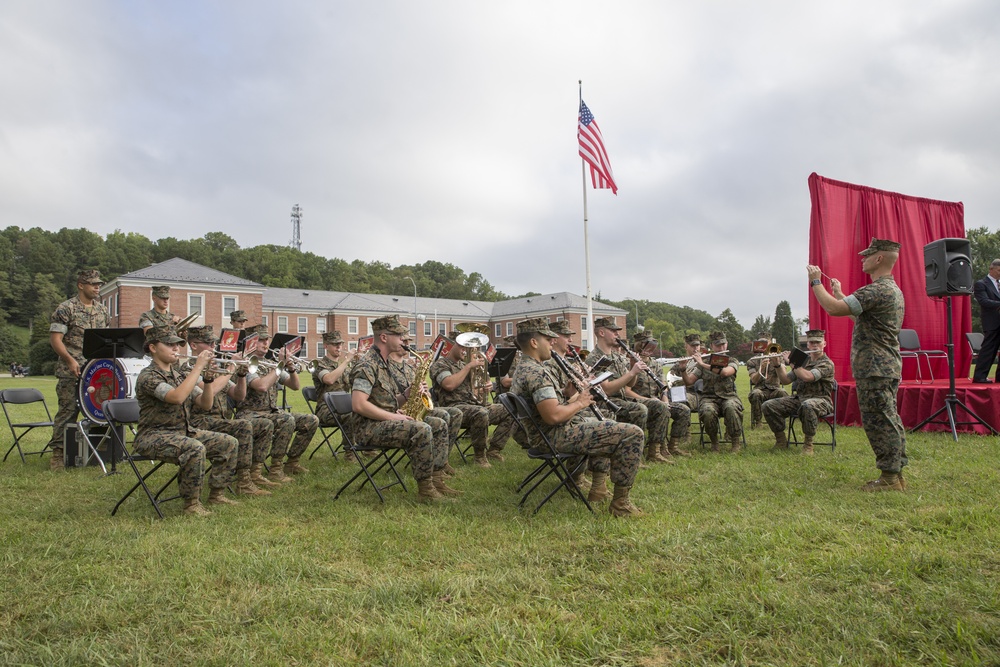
left=312, top=356, right=352, bottom=426
left=512, top=355, right=642, bottom=488
left=47, top=292, right=111, bottom=455
left=134, top=364, right=238, bottom=500
left=692, top=356, right=744, bottom=443
left=762, top=354, right=835, bottom=437
left=845, top=274, right=907, bottom=473
left=746, top=356, right=787, bottom=428
left=236, top=368, right=318, bottom=464
left=584, top=348, right=670, bottom=448
left=430, top=355, right=515, bottom=455
left=544, top=354, right=610, bottom=475
left=634, top=354, right=691, bottom=442
left=389, top=357, right=455, bottom=464
left=138, top=309, right=174, bottom=330
left=350, top=347, right=441, bottom=481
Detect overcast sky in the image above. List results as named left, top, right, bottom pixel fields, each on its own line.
left=3, top=1, right=999, bottom=327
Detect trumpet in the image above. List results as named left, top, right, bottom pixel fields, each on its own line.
left=661, top=349, right=729, bottom=365
left=176, top=354, right=261, bottom=378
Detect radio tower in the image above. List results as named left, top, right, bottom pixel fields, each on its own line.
left=290, top=204, right=302, bottom=251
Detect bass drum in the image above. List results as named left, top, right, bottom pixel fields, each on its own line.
left=78, top=357, right=149, bottom=423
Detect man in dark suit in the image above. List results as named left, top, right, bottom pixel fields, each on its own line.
left=972, top=259, right=1000, bottom=383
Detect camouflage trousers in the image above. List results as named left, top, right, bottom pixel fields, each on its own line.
left=46, top=376, right=81, bottom=453
left=447, top=403, right=515, bottom=452
left=667, top=401, right=691, bottom=441
left=749, top=384, right=787, bottom=426
left=699, top=396, right=744, bottom=440
left=133, top=428, right=238, bottom=500
left=856, top=377, right=907, bottom=473
left=427, top=406, right=463, bottom=449
left=762, top=395, right=832, bottom=437
left=191, top=414, right=274, bottom=470
left=316, top=400, right=335, bottom=428
left=550, top=420, right=644, bottom=487
left=353, top=417, right=440, bottom=481
left=686, top=391, right=701, bottom=413
left=613, top=397, right=669, bottom=445
left=237, top=410, right=318, bottom=461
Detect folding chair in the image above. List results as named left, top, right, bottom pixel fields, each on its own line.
left=107, top=399, right=180, bottom=519
left=327, top=391, right=409, bottom=503
left=1, top=388, right=55, bottom=463
left=498, top=393, right=592, bottom=515
left=966, top=332, right=984, bottom=357
left=302, top=386, right=341, bottom=459
left=898, top=329, right=948, bottom=383
left=787, top=380, right=838, bottom=452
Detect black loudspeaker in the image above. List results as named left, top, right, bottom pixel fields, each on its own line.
left=924, top=238, right=973, bottom=296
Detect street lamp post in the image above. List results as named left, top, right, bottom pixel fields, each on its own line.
left=404, top=276, right=417, bottom=336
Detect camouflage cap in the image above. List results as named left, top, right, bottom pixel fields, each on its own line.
left=322, top=330, right=344, bottom=344
left=145, top=325, right=184, bottom=346
left=549, top=320, right=576, bottom=336
left=754, top=331, right=771, bottom=340
left=449, top=329, right=461, bottom=340
left=805, top=329, right=826, bottom=342
left=372, top=315, right=407, bottom=335
left=684, top=333, right=702, bottom=346
left=250, top=323, right=270, bottom=338
left=151, top=285, right=171, bottom=299
left=517, top=317, right=558, bottom=337
left=709, top=330, right=727, bottom=345
left=593, top=317, right=622, bottom=331
left=185, top=325, right=216, bottom=344
left=229, top=309, right=248, bottom=322
left=633, top=330, right=653, bottom=344
left=502, top=334, right=517, bottom=347
left=859, top=237, right=901, bottom=256
left=77, top=269, right=104, bottom=285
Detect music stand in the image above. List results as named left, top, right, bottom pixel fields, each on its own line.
left=80, top=328, right=143, bottom=474
left=488, top=348, right=518, bottom=380
left=270, top=334, right=303, bottom=411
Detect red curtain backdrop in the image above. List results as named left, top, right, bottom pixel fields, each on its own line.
left=807, top=173, right=970, bottom=383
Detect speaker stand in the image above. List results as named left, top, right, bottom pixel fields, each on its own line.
left=910, top=296, right=997, bottom=440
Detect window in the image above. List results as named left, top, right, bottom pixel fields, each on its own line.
left=348, top=341, right=358, bottom=351
left=223, top=296, right=237, bottom=320
left=262, top=315, right=268, bottom=326
left=409, top=321, right=416, bottom=336
left=495, top=323, right=502, bottom=337
left=438, top=323, right=446, bottom=336
left=348, top=318, right=358, bottom=335
left=188, top=294, right=205, bottom=326
left=424, top=321, right=432, bottom=336
left=297, top=317, right=308, bottom=334
left=317, top=342, right=325, bottom=358
left=580, top=317, right=588, bottom=330
left=556, top=315, right=564, bottom=321
left=277, top=316, right=288, bottom=333
left=506, top=322, right=513, bottom=336
left=366, top=318, right=375, bottom=335
left=581, top=337, right=589, bottom=349
left=316, top=318, right=326, bottom=334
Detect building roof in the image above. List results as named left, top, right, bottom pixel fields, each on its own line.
left=491, top=292, right=624, bottom=318
left=117, top=257, right=263, bottom=287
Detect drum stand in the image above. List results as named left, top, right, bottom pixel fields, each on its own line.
left=70, top=418, right=111, bottom=474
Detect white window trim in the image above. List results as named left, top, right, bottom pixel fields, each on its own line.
left=424, top=321, right=432, bottom=336
left=262, top=315, right=268, bottom=326
left=222, top=295, right=238, bottom=321
left=316, top=317, right=326, bottom=334
left=348, top=341, right=358, bottom=351
left=495, top=323, right=501, bottom=336
left=366, top=318, right=375, bottom=335
left=317, top=342, right=325, bottom=358
left=506, top=322, right=513, bottom=336
left=277, top=316, right=289, bottom=334
left=188, top=293, right=205, bottom=327
left=297, top=316, right=308, bottom=334
left=348, top=317, right=358, bottom=335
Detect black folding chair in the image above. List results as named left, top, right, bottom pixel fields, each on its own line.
left=1, top=388, right=55, bottom=463
left=898, top=329, right=948, bottom=383
left=302, top=386, right=341, bottom=459
left=787, top=380, right=838, bottom=452
left=107, top=399, right=180, bottom=519
left=498, top=393, right=592, bottom=515
left=327, top=391, right=409, bottom=503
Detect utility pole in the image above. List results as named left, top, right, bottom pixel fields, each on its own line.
left=290, top=204, right=302, bottom=252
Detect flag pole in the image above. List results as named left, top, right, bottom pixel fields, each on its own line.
left=579, top=80, right=595, bottom=350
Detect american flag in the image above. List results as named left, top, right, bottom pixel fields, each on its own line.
left=578, top=100, right=617, bottom=195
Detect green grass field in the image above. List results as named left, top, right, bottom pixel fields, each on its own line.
left=1, top=376, right=998, bottom=666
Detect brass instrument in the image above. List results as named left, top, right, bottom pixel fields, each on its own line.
left=175, top=311, right=200, bottom=335
left=176, top=353, right=260, bottom=379
left=455, top=322, right=492, bottom=404
left=401, top=346, right=435, bottom=421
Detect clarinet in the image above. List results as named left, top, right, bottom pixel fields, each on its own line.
left=613, top=338, right=667, bottom=393
left=553, top=352, right=621, bottom=417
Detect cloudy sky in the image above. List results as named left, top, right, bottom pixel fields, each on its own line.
left=3, top=1, right=999, bottom=327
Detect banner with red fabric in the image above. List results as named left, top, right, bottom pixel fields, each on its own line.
left=807, top=173, right=970, bottom=383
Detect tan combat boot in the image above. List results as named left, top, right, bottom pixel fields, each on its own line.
left=645, top=442, right=670, bottom=463
left=207, top=487, right=239, bottom=505
left=285, top=457, right=309, bottom=474
left=417, top=477, right=445, bottom=502
left=572, top=471, right=592, bottom=494
left=250, top=463, right=281, bottom=488
left=473, top=448, right=492, bottom=468
left=771, top=430, right=789, bottom=451
left=268, top=460, right=294, bottom=484
left=666, top=438, right=691, bottom=457
left=587, top=472, right=611, bottom=502
left=50, top=449, right=65, bottom=472
left=184, top=497, right=212, bottom=516
left=860, top=471, right=904, bottom=492
left=710, top=436, right=721, bottom=453
left=802, top=435, right=814, bottom=455
left=730, top=435, right=742, bottom=454
left=432, top=470, right=463, bottom=497
left=608, top=485, right=644, bottom=517
left=442, top=462, right=458, bottom=478
left=234, top=469, right=271, bottom=496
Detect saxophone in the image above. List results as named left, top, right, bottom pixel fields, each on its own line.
left=401, top=347, right=435, bottom=421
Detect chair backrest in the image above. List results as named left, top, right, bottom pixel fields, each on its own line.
left=967, top=332, right=984, bottom=355
left=324, top=391, right=353, bottom=416
left=898, top=329, right=920, bottom=351
left=103, top=398, right=140, bottom=424
left=302, top=385, right=318, bottom=404
left=0, top=388, right=46, bottom=406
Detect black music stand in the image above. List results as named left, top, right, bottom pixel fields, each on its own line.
left=910, top=296, right=997, bottom=440
left=488, top=349, right=518, bottom=380
left=79, top=328, right=143, bottom=474
left=270, top=334, right=303, bottom=411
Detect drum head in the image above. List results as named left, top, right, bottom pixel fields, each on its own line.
left=78, top=359, right=128, bottom=423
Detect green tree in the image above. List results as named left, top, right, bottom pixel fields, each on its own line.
left=713, top=308, right=748, bottom=356
left=750, top=314, right=773, bottom=338
left=774, top=301, right=796, bottom=351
